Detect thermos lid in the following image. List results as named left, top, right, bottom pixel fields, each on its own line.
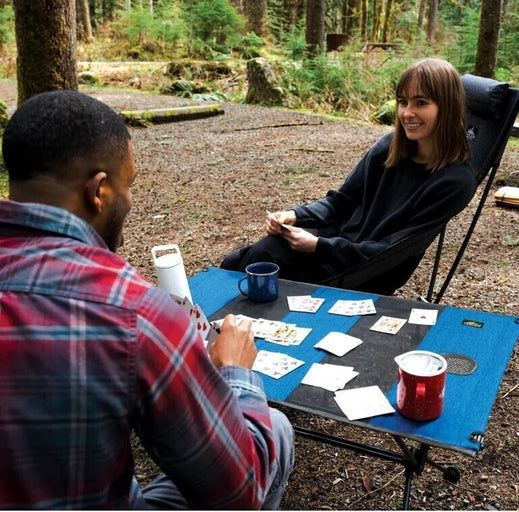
left=154, top=252, right=181, bottom=269
left=395, top=350, right=447, bottom=377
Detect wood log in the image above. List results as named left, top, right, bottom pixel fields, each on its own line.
left=120, top=104, right=224, bottom=126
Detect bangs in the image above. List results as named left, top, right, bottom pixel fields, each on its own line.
left=396, top=69, right=435, bottom=101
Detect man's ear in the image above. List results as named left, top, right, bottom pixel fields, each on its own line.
left=84, top=171, right=108, bottom=214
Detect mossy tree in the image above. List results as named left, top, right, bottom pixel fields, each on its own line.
left=13, top=0, right=78, bottom=105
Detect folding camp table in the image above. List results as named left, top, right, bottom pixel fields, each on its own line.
left=189, top=266, right=519, bottom=509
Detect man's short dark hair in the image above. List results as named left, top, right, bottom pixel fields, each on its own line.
left=2, top=90, right=131, bottom=182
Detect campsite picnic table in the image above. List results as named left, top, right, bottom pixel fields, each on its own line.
left=189, top=266, right=519, bottom=509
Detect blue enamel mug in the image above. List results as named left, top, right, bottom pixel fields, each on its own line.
left=238, top=262, right=279, bottom=302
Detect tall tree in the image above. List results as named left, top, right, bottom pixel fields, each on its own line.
left=360, top=0, right=368, bottom=40
left=244, top=0, right=268, bottom=37
left=230, top=0, right=244, bottom=15
left=13, top=0, right=77, bottom=105
left=284, top=0, right=303, bottom=33
left=77, top=0, right=93, bottom=41
left=381, top=0, right=394, bottom=42
left=306, top=0, right=325, bottom=55
left=417, top=0, right=426, bottom=29
left=475, top=0, right=502, bottom=77
left=426, top=0, right=438, bottom=41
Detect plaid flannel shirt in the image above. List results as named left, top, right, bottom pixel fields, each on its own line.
left=0, top=200, right=274, bottom=509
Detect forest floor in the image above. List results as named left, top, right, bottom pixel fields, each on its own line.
left=1, top=79, right=518, bottom=510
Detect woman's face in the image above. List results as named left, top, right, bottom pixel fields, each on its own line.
left=397, top=80, right=439, bottom=155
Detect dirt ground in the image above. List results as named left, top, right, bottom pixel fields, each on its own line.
left=1, top=81, right=517, bottom=510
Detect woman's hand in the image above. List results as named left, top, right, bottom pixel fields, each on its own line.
left=266, top=210, right=297, bottom=235
left=281, top=225, right=318, bottom=253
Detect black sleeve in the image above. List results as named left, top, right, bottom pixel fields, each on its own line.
left=314, top=164, right=477, bottom=270
left=292, top=134, right=392, bottom=228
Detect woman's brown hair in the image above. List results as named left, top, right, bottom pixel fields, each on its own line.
left=385, top=58, right=471, bottom=171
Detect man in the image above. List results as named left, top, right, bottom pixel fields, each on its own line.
left=0, top=90, right=294, bottom=509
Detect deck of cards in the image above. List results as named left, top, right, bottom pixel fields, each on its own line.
left=302, top=363, right=359, bottom=391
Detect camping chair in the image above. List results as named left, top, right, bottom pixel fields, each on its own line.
left=321, top=74, right=519, bottom=302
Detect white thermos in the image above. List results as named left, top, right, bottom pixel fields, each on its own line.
left=151, top=244, right=192, bottom=302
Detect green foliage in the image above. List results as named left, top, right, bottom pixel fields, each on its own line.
left=280, top=51, right=410, bottom=118
left=0, top=5, right=14, bottom=54
left=182, top=0, right=243, bottom=56
left=113, top=3, right=185, bottom=59
left=229, top=32, right=266, bottom=59
left=280, top=25, right=308, bottom=60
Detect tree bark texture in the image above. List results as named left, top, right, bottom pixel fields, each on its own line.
left=284, top=0, right=303, bottom=33
left=306, top=0, right=325, bottom=56
left=382, top=0, right=393, bottom=42
left=244, top=0, right=268, bottom=37
left=230, top=0, right=244, bottom=15
left=360, top=0, right=368, bottom=40
left=77, top=0, right=93, bottom=41
left=13, top=0, right=78, bottom=104
left=417, top=0, right=426, bottom=28
left=475, top=0, right=502, bottom=78
left=426, top=0, right=438, bottom=41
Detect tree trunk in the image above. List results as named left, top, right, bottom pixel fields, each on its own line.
left=360, top=0, right=368, bottom=41
left=426, top=0, right=438, bottom=41
left=244, top=0, right=268, bottom=37
left=284, top=0, right=302, bottom=33
left=417, top=0, right=426, bottom=29
left=230, top=0, right=244, bottom=15
left=13, top=0, right=78, bottom=105
left=372, top=0, right=382, bottom=41
left=381, top=0, right=393, bottom=42
left=148, top=0, right=152, bottom=15
left=475, top=0, right=502, bottom=78
left=306, top=0, right=325, bottom=56
left=77, top=0, right=93, bottom=41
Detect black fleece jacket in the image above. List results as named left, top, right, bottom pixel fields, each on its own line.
left=293, top=132, right=477, bottom=272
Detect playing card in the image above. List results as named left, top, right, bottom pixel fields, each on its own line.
left=328, top=299, right=376, bottom=316
left=252, top=318, right=284, bottom=339
left=265, top=326, right=312, bottom=346
left=252, top=350, right=305, bottom=379
left=191, top=304, right=211, bottom=340
left=334, top=386, right=395, bottom=420
left=314, top=331, right=363, bottom=357
left=408, top=308, right=438, bottom=325
left=370, top=316, right=407, bottom=335
left=287, top=295, right=325, bottom=313
left=302, top=363, right=358, bottom=391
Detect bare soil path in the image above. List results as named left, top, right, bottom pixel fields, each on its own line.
left=1, top=82, right=518, bottom=510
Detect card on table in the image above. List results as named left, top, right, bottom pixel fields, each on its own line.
left=334, top=385, right=395, bottom=420
left=314, top=331, right=363, bottom=357
left=252, top=350, right=305, bottom=379
left=408, top=308, right=438, bottom=326
left=370, top=316, right=407, bottom=335
left=287, top=295, right=325, bottom=313
left=265, top=326, right=312, bottom=346
left=328, top=299, right=376, bottom=316
left=302, top=363, right=359, bottom=392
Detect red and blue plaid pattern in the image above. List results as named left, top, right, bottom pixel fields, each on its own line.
left=0, top=200, right=274, bottom=509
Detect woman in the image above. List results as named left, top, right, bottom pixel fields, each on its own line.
left=221, top=58, right=476, bottom=294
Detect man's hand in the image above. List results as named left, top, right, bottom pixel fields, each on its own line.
left=281, top=225, right=318, bottom=253
left=210, top=314, right=257, bottom=369
left=266, top=210, right=297, bottom=236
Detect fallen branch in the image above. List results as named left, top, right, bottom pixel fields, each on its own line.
left=502, top=382, right=519, bottom=399
left=346, top=469, right=405, bottom=509
left=218, top=121, right=323, bottom=133
left=294, top=146, right=335, bottom=153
